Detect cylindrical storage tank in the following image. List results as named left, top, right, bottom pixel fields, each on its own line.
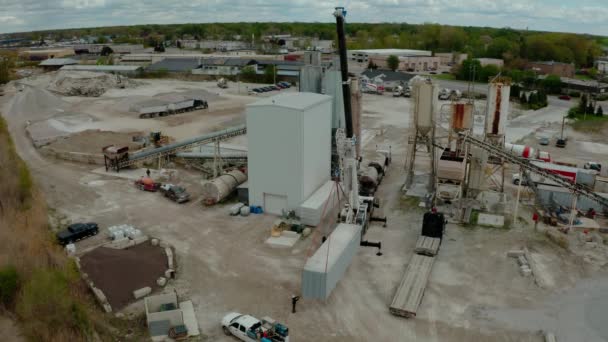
left=411, top=78, right=438, bottom=135
left=359, top=166, right=379, bottom=194
left=537, top=151, right=551, bottom=162
left=486, top=80, right=511, bottom=136
left=505, top=143, right=535, bottom=159
left=451, top=103, right=473, bottom=131
left=201, top=170, right=248, bottom=204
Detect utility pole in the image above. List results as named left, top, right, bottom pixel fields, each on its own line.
left=560, top=116, right=566, bottom=140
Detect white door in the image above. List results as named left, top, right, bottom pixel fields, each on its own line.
left=264, top=193, right=288, bottom=215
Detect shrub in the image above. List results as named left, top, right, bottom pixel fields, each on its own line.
left=0, top=265, right=19, bottom=307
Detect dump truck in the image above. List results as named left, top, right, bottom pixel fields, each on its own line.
left=138, top=99, right=209, bottom=118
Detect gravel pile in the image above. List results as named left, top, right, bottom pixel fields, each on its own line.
left=49, top=70, right=139, bottom=97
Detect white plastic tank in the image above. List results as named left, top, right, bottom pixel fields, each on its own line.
left=411, top=78, right=438, bottom=135
left=202, top=170, right=248, bottom=204
left=505, top=143, right=535, bottom=159
left=486, top=80, right=511, bottom=136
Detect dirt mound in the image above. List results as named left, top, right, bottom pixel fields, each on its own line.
left=8, top=86, right=67, bottom=119
left=49, top=70, right=138, bottom=97
left=44, top=129, right=142, bottom=154
left=80, top=244, right=167, bottom=309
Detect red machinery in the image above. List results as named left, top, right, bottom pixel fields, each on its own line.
left=134, top=177, right=161, bottom=192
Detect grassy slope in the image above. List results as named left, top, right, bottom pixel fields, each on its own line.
left=0, top=116, right=114, bottom=341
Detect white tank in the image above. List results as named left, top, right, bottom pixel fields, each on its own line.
left=411, top=78, right=438, bottom=135
left=486, top=80, right=511, bottom=136
left=201, top=170, right=248, bottom=204
left=450, top=103, right=473, bottom=131
left=504, top=143, right=535, bottom=159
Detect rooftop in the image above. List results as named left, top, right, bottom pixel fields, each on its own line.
left=248, top=92, right=332, bottom=111
left=39, top=58, right=79, bottom=66
left=60, top=65, right=142, bottom=72
left=361, top=69, right=415, bottom=83
left=147, top=58, right=200, bottom=72
left=530, top=61, right=573, bottom=66
left=350, top=49, right=432, bottom=56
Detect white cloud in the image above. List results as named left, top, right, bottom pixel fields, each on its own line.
left=0, top=0, right=605, bottom=35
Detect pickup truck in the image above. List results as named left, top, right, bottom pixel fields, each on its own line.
left=56, top=223, right=99, bottom=245
left=222, top=312, right=289, bottom=342
left=160, top=184, right=190, bottom=203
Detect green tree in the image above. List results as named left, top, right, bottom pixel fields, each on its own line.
left=456, top=58, right=482, bottom=81
left=240, top=66, right=257, bottom=82
left=597, top=106, right=604, bottom=116
left=520, top=92, right=527, bottom=104
left=528, top=92, right=539, bottom=105
left=367, top=60, right=377, bottom=70
left=0, top=58, right=10, bottom=84
left=264, top=65, right=277, bottom=84
left=479, top=65, right=500, bottom=82
left=541, top=75, right=562, bottom=94
left=579, top=94, right=588, bottom=113
left=587, top=102, right=595, bottom=115
left=386, top=55, right=399, bottom=72
left=0, top=265, right=19, bottom=306
left=95, top=36, right=108, bottom=44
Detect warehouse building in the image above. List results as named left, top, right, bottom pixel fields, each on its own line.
left=368, top=55, right=441, bottom=72
left=246, top=93, right=331, bottom=215
left=348, top=49, right=432, bottom=63
left=528, top=61, right=574, bottom=78
left=147, top=58, right=201, bottom=73
left=39, top=58, right=79, bottom=71
left=60, top=65, right=143, bottom=77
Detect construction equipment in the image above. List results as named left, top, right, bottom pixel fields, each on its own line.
left=160, top=184, right=190, bottom=203
left=217, top=78, right=228, bottom=89
left=460, top=132, right=608, bottom=208
left=112, top=125, right=246, bottom=171
left=134, top=177, right=161, bottom=192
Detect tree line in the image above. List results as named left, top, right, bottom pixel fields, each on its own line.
left=8, top=22, right=605, bottom=68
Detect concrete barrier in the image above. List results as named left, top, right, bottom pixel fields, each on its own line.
left=133, top=287, right=152, bottom=299
left=165, top=247, right=174, bottom=269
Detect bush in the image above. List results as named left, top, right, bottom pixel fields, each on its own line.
left=0, top=265, right=19, bottom=307
left=17, top=269, right=92, bottom=341
left=568, top=91, right=581, bottom=98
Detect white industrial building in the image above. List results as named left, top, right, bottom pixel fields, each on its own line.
left=348, top=49, right=432, bottom=63
left=246, top=93, right=332, bottom=215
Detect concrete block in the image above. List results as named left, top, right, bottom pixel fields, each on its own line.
left=282, top=230, right=300, bottom=238
left=165, top=247, right=174, bottom=269
left=159, top=241, right=169, bottom=248
left=103, top=303, right=112, bottom=313
left=92, top=287, right=108, bottom=304
left=165, top=269, right=175, bottom=279
left=520, top=265, right=532, bottom=277
left=265, top=234, right=299, bottom=248
left=507, top=249, right=525, bottom=258
left=179, top=300, right=200, bottom=336
left=478, top=213, right=505, bottom=228
left=115, top=313, right=125, bottom=319
left=156, top=277, right=167, bottom=287
left=132, top=235, right=149, bottom=246
left=544, top=332, right=557, bottom=342
left=151, top=238, right=159, bottom=246
left=133, top=287, right=152, bottom=299
left=517, top=255, right=528, bottom=266
left=302, top=227, right=312, bottom=237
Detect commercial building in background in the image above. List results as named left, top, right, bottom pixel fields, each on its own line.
left=59, top=65, right=143, bottom=77
left=435, top=52, right=468, bottom=66
left=367, top=55, right=440, bottom=72
left=475, top=58, right=504, bottom=68
left=527, top=61, right=575, bottom=78
left=39, top=58, right=79, bottom=71
left=595, top=57, right=608, bottom=74
left=348, top=49, right=432, bottom=63
left=360, top=69, right=415, bottom=89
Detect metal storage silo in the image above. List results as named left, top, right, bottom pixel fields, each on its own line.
left=485, top=79, right=511, bottom=136
left=450, top=103, right=473, bottom=131
left=411, top=78, right=438, bottom=135
left=201, top=170, right=247, bottom=204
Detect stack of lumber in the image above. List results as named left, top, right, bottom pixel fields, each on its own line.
left=389, top=254, right=435, bottom=318
left=414, top=236, right=441, bottom=256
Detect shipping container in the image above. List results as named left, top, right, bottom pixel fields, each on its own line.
left=301, top=223, right=362, bottom=299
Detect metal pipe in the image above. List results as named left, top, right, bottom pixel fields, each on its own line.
left=334, top=7, right=354, bottom=138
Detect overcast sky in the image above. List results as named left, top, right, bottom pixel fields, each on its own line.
left=1, top=0, right=607, bottom=36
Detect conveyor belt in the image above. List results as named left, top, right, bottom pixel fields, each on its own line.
left=119, top=125, right=246, bottom=168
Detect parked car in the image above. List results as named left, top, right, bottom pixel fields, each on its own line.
left=276, top=83, right=287, bottom=89
left=279, top=82, right=291, bottom=88
left=269, top=85, right=280, bottom=91
left=584, top=161, right=602, bottom=172
left=56, top=222, right=99, bottom=245
left=538, top=137, right=550, bottom=146
left=558, top=95, right=571, bottom=101
left=251, top=88, right=262, bottom=93
left=555, top=138, right=567, bottom=148
left=160, top=184, right=190, bottom=203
